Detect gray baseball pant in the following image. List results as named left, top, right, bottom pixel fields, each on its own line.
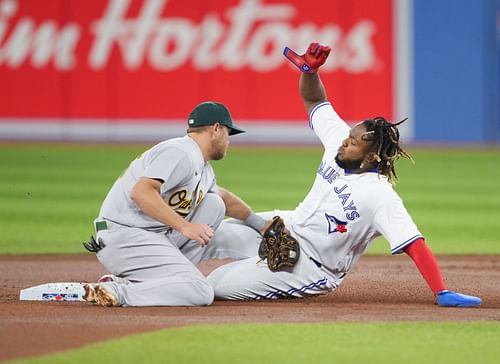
left=95, top=193, right=225, bottom=306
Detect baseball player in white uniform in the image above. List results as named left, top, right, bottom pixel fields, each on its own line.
left=206, top=43, right=482, bottom=307
left=83, top=101, right=270, bottom=307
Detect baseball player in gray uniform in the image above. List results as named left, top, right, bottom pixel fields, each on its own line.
left=83, top=101, right=268, bottom=307
left=206, top=43, right=481, bottom=307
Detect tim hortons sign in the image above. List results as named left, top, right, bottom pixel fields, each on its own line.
left=0, top=0, right=393, bottom=121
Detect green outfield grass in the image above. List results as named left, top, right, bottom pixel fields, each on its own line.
left=10, top=322, right=500, bottom=364
left=0, top=144, right=499, bottom=254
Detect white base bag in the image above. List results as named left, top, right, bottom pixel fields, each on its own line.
left=19, top=282, right=85, bottom=301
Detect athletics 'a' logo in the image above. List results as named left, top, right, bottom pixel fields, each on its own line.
left=325, top=213, right=348, bottom=234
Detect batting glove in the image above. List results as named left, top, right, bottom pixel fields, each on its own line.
left=283, top=42, right=331, bottom=73
left=437, top=290, right=482, bottom=307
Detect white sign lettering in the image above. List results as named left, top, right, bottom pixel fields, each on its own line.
left=0, top=0, right=377, bottom=73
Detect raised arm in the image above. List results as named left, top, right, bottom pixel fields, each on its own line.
left=283, top=43, right=331, bottom=113
left=300, top=73, right=327, bottom=114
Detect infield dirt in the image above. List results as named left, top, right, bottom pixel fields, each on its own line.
left=1, top=254, right=499, bottom=362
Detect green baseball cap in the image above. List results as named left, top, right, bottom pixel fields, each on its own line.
left=188, top=101, right=245, bottom=136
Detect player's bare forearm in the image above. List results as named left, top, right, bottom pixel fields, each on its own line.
left=131, top=177, right=213, bottom=245
left=130, top=177, right=188, bottom=231
left=219, top=186, right=267, bottom=232
left=300, top=73, right=327, bottom=113
left=218, top=186, right=252, bottom=220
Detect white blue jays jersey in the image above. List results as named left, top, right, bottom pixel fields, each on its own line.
left=99, top=135, right=218, bottom=229
left=289, top=101, right=422, bottom=278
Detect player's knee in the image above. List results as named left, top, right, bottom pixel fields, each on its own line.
left=191, top=278, right=215, bottom=306
left=202, top=193, right=225, bottom=228
left=206, top=265, right=231, bottom=299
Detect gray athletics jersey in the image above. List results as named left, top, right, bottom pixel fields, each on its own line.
left=99, top=135, right=218, bottom=229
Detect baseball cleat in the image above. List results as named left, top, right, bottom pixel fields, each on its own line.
left=83, top=283, right=119, bottom=307
left=83, top=283, right=97, bottom=303
left=93, top=284, right=120, bottom=307
left=437, top=290, right=482, bottom=307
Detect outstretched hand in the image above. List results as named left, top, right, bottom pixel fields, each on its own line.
left=283, top=42, right=331, bottom=73
left=437, top=290, right=481, bottom=307
left=180, top=223, right=214, bottom=247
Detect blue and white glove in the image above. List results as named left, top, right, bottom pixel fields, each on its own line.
left=437, top=290, right=481, bottom=307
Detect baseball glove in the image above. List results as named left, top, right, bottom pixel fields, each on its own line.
left=258, top=216, right=300, bottom=271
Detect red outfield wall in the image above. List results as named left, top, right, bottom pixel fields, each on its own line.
left=0, top=0, right=394, bottom=137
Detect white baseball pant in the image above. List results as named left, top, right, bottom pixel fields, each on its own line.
left=207, top=211, right=341, bottom=300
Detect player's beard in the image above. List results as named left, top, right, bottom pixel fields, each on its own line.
left=211, top=140, right=228, bottom=160
left=335, top=153, right=363, bottom=170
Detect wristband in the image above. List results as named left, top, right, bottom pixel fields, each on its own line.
left=244, top=212, right=266, bottom=231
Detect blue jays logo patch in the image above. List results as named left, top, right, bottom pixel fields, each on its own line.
left=325, top=213, right=348, bottom=234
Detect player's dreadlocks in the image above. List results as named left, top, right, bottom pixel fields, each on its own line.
left=361, top=116, right=412, bottom=183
